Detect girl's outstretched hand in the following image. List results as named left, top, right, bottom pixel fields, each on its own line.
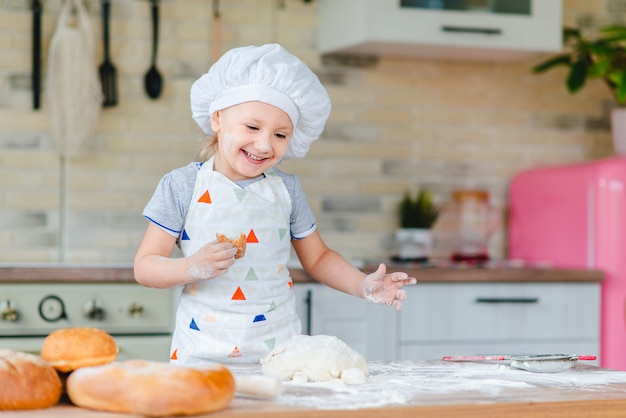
left=361, top=263, right=417, bottom=311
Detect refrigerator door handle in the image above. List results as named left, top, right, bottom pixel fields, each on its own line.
left=475, top=297, right=539, bottom=304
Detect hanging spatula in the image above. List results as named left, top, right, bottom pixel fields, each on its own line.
left=99, top=0, right=117, bottom=107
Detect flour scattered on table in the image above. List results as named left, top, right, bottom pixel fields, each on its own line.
left=230, top=360, right=626, bottom=411
left=260, top=335, right=368, bottom=383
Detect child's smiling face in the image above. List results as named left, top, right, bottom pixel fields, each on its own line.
left=211, top=101, right=294, bottom=181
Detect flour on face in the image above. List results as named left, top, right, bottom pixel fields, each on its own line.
left=260, top=335, right=368, bottom=384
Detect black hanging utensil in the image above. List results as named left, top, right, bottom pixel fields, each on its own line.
left=32, top=0, right=42, bottom=110
left=144, top=0, right=163, bottom=99
left=99, top=0, right=117, bottom=107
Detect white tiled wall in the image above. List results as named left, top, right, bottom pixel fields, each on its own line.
left=0, top=0, right=615, bottom=263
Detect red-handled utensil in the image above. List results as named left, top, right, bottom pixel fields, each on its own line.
left=442, top=355, right=508, bottom=361
left=442, top=354, right=597, bottom=373
left=442, top=354, right=596, bottom=361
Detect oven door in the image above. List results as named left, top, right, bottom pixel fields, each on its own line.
left=0, top=335, right=172, bottom=362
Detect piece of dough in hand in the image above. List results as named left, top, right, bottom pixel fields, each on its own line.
left=260, top=335, right=368, bottom=384
left=216, top=233, right=246, bottom=259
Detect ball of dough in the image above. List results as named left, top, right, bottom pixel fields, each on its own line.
left=260, top=335, right=368, bottom=383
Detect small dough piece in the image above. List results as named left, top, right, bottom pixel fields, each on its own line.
left=0, top=349, right=62, bottom=411
left=260, top=335, right=368, bottom=383
left=235, top=376, right=283, bottom=399
left=341, top=367, right=367, bottom=385
left=66, top=360, right=235, bottom=416
left=216, top=232, right=246, bottom=259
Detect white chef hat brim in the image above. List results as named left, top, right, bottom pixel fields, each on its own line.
left=190, top=44, right=331, bottom=160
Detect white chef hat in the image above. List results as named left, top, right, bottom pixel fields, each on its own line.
left=190, top=44, right=331, bottom=160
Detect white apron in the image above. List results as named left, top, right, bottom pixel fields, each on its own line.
left=170, top=157, right=301, bottom=364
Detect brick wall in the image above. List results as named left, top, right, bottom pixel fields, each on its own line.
left=0, top=0, right=614, bottom=264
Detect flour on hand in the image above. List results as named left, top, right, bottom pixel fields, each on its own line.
left=260, top=335, right=368, bottom=384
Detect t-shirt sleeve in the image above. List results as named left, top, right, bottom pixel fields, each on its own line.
left=142, top=163, right=198, bottom=237
left=278, top=171, right=317, bottom=240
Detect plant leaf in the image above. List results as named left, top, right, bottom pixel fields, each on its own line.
left=567, top=59, right=587, bottom=92
left=601, top=25, right=626, bottom=38
left=532, top=54, right=571, bottom=73
left=589, top=59, right=610, bottom=78
left=563, top=27, right=581, bottom=40
left=398, top=190, right=439, bottom=229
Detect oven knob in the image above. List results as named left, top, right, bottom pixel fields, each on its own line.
left=1, top=300, right=19, bottom=322
left=84, top=299, right=105, bottom=321
left=39, top=295, right=67, bottom=322
left=128, top=303, right=144, bottom=317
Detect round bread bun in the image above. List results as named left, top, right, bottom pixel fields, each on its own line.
left=0, top=349, right=62, bottom=411
left=216, top=232, right=246, bottom=259
left=41, top=327, right=117, bottom=372
left=66, top=360, right=236, bottom=416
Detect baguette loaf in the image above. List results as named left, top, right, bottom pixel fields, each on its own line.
left=67, top=360, right=236, bottom=416
left=0, top=349, right=62, bottom=410
left=41, top=327, right=117, bottom=372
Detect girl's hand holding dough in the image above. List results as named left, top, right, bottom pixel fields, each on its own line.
left=186, top=239, right=239, bottom=280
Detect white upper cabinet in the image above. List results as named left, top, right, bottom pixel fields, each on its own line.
left=317, top=0, right=563, bottom=61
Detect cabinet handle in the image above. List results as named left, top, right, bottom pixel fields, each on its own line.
left=475, top=297, right=539, bottom=304
left=441, top=25, right=502, bottom=35
left=304, top=289, right=312, bottom=335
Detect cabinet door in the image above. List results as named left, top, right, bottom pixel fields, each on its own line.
left=293, top=283, right=396, bottom=360
left=318, top=0, right=562, bottom=60
left=399, top=283, right=600, bottom=342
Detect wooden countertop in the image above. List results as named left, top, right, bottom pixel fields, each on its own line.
left=0, top=263, right=603, bottom=284
left=2, top=361, right=626, bottom=418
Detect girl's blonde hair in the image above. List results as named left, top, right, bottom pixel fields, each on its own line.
left=196, top=133, right=218, bottom=162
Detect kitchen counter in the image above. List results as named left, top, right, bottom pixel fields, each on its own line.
left=0, top=264, right=136, bottom=283
left=1, top=361, right=626, bottom=417
left=0, top=263, right=604, bottom=284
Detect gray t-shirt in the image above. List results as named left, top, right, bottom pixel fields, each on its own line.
left=142, top=162, right=317, bottom=244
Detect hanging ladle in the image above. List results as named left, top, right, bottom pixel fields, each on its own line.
left=144, top=0, right=163, bottom=99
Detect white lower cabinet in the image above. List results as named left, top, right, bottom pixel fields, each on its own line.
left=294, top=282, right=601, bottom=364
left=293, top=283, right=396, bottom=360
left=398, top=282, right=601, bottom=364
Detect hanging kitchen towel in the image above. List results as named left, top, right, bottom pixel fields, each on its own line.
left=46, top=0, right=102, bottom=158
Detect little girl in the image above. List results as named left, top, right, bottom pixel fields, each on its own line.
left=134, top=44, right=417, bottom=365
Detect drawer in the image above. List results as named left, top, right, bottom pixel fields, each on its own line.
left=399, top=283, right=600, bottom=342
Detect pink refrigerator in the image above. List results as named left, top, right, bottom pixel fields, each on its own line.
left=509, top=156, right=626, bottom=371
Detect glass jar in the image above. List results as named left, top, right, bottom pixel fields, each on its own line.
left=449, top=189, right=497, bottom=264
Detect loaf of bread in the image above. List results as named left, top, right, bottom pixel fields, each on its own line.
left=67, top=360, right=236, bottom=416
left=41, top=327, right=117, bottom=372
left=216, top=232, right=247, bottom=259
left=0, top=349, right=62, bottom=410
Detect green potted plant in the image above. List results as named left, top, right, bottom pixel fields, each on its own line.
left=532, top=25, right=626, bottom=154
left=394, top=189, right=440, bottom=262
